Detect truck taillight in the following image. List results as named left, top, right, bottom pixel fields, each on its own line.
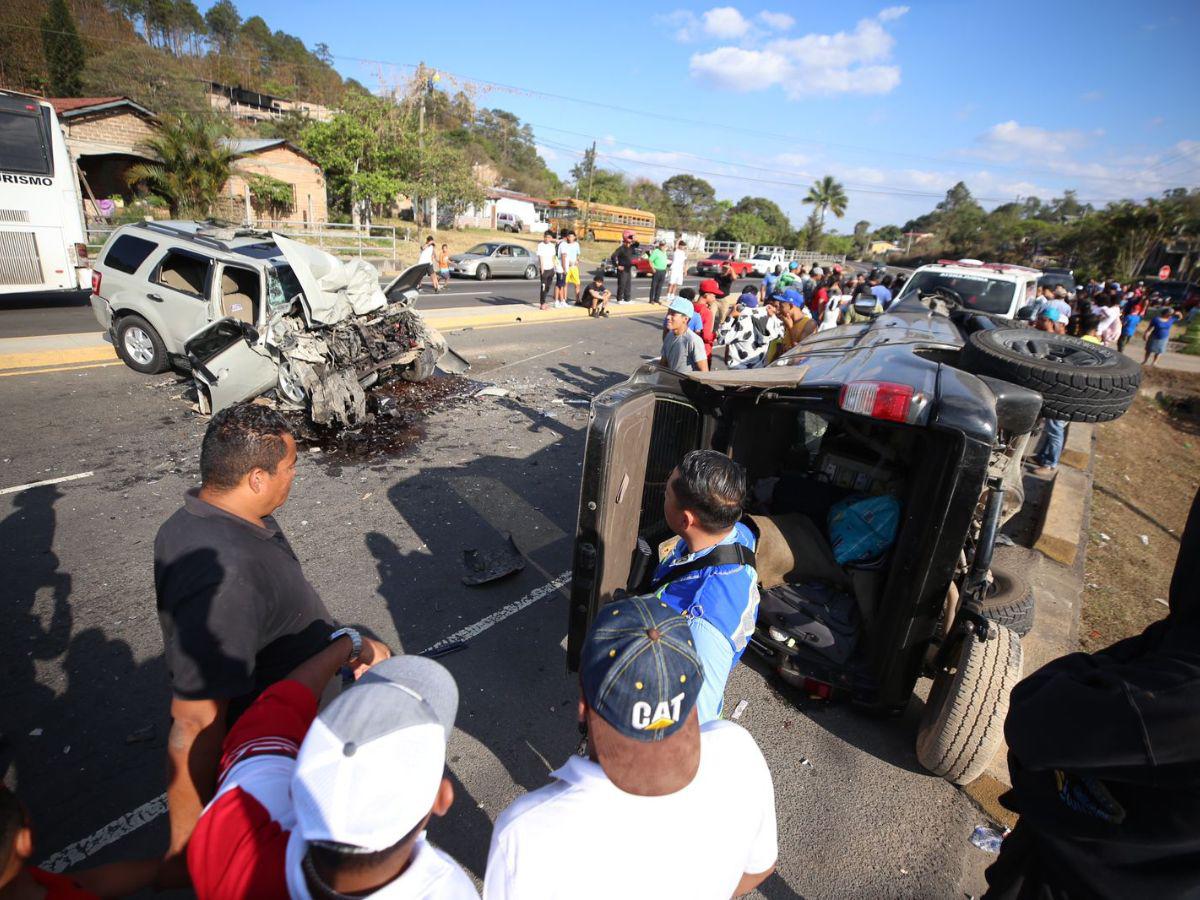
left=91, top=270, right=102, bottom=296
left=839, top=381, right=926, bottom=423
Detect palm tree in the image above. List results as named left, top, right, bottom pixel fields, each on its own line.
left=127, top=114, right=237, bottom=218
left=803, top=176, right=849, bottom=232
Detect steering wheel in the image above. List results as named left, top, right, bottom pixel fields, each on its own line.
left=921, top=286, right=967, bottom=308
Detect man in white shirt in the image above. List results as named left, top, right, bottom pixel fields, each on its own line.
left=483, top=595, right=777, bottom=900
left=667, top=240, right=688, bottom=301
left=535, top=231, right=557, bottom=311
left=417, top=236, right=441, bottom=293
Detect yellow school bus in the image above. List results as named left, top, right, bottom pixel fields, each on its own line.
left=546, top=198, right=656, bottom=243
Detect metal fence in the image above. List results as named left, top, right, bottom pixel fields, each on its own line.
left=86, top=219, right=403, bottom=266
left=701, top=240, right=846, bottom=266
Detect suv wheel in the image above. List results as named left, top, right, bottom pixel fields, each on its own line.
left=277, top=361, right=308, bottom=406
left=961, top=328, right=1141, bottom=422
left=116, top=315, right=169, bottom=374
left=916, top=624, right=1022, bottom=785
left=401, top=345, right=438, bottom=383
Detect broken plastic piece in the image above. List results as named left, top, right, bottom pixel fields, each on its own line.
left=969, top=825, right=1007, bottom=854
left=462, top=535, right=526, bottom=586
left=731, top=699, right=749, bottom=720
left=476, top=386, right=510, bottom=398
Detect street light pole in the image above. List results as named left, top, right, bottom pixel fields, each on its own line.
left=583, top=140, right=596, bottom=239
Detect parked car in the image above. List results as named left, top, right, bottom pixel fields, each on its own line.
left=601, top=249, right=652, bottom=277
left=450, top=242, right=540, bottom=281
left=496, top=212, right=524, bottom=233
left=748, top=251, right=784, bottom=276
left=1142, top=278, right=1200, bottom=309
left=894, top=258, right=1042, bottom=318
left=695, top=252, right=755, bottom=278
left=566, top=289, right=1140, bottom=785
left=89, top=221, right=462, bottom=426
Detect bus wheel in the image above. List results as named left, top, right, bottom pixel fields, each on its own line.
left=116, top=315, right=169, bottom=374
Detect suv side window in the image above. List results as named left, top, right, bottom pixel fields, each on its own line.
left=104, top=235, right=157, bottom=274
left=154, top=250, right=211, bottom=298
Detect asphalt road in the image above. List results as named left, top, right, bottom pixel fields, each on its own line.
left=0, top=291, right=990, bottom=898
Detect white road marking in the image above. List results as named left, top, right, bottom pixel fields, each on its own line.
left=485, top=342, right=578, bottom=376
left=39, top=570, right=573, bottom=869
left=41, top=793, right=167, bottom=872
left=422, top=570, right=572, bottom=653
left=0, top=470, right=94, bottom=496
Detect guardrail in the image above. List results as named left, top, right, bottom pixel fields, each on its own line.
left=700, top=240, right=846, bottom=267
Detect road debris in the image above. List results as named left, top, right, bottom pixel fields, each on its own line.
left=476, top=386, right=510, bottom=398
left=969, top=825, right=1008, bottom=854
left=731, top=699, right=749, bottom=720
left=1155, top=598, right=1169, bottom=606
left=1140, top=534, right=1150, bottom=545
left=1099, top=532, right=1111, bottom=541
left=462, top=535, right=526, bottom=586
left=799, top=756, right=814, bottom=771
left=29, top=728, right=42, bottom=737
left=422, top=640, right=468, bottom=660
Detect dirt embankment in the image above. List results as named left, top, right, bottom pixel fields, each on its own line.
left=1081, top=368, right=1200, bottom=650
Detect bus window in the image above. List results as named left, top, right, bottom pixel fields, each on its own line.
left=0, top=110, right=52, bottom=175
left=103, top=235, right=157, bottom=274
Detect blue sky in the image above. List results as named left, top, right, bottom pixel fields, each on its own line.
left=220, top=0, right=1199, bottom=229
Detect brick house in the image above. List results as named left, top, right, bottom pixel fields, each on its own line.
left=219, top=138, right=328, bottom=226
left=48, top=97, right=159, bottom=209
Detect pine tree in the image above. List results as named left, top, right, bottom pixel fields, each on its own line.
left=41, top=0, right=85, bottom=97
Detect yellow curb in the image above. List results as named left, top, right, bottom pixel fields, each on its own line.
left=1034, top=465, right=1089, bottom=566
left=0, top=345, right=117, bottom=371
left=961, top=773, right=1017, bottom=829
left=0, top=361, right=125, bottom=378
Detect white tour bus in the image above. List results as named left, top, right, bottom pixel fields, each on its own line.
left=0, top=90, right=90, bottom=295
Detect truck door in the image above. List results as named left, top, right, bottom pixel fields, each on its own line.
left=566, top=386, right=701, bottom=670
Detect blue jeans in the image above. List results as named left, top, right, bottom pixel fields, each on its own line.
left=688, top=617, right=736, bottom=723
left=1036, top=418, right=1066, bottom=468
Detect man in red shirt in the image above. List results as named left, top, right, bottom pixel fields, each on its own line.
left=187, top=634, right=477, bottom=899
left=695, top=279, right=725, bottom=361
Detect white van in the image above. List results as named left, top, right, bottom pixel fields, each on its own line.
left=748, top=250, right=785, bottom=276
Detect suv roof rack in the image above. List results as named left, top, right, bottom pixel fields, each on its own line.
left=139, top=221, right=232, bottom=253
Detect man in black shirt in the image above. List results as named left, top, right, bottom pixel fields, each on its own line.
left=614, top=230, right=638, bottom=305
left=153, top=403, right=389, bottom=873
left=580, top=274, right=612, bottom=317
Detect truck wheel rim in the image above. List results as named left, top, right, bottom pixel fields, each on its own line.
left=999, top=334, right=1111, bottom=367
left=124, top=327, right=154, bottom=365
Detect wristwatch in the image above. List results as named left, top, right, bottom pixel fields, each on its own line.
left=329, top=627, right=363, bottom=665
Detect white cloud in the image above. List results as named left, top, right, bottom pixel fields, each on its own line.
left=773, top=152, right=811, bottom=170
left=975, top=121, right=1091, bottom=159
left=611, top=148, right=691, bottom=166
left=688, top=46, right=792, bottom=92
left=877, top=5, right=909, bottom=21
left=658, top=10, right=701, bottom=42
left=758, top=10, right=794, bottom=30
left=1081, top=90, right=1103, bottom=102
left=703, top=6, right=752, bottom=37
left=689, top=12, right=905, bottom=98
left=535, top=144, right=557, bottom=162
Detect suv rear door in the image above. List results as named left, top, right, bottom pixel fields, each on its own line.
left=566, top=380, right=702, bottom=669
left=147, top=247, right=216, bottom=349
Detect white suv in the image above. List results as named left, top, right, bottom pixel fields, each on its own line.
left=893, top=259, right=1041, bottom=318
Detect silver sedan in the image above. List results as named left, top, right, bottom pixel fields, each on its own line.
left=449, top=242, right=540, bottom=281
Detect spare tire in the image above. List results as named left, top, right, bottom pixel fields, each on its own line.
left=917, top=624, right=1023, bottom=785
left=981, top=566, right=1034, bottom=637
left=961, top=328, right=1141, bottom=423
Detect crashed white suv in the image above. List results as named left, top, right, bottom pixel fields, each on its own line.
left=892, top=259, right=1042, bottom=318
left=90, top=221, right=460, bottom=425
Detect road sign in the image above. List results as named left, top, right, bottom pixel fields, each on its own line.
left=1159, top=265, right=1172, bottom=279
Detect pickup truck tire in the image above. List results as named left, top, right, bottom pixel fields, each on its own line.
left=981, top=566, right=1034, bottom=637
left=961, top=328, right=1141, bottom=423
left=916, top=624, right=1023, bottom=785
left=115, top=314, right=169, bottom=374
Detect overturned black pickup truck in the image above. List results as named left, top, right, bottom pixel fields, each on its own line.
left=567, top=292, right=1140, bottom=784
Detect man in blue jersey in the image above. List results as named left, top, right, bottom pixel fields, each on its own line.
left=652, top=450, right=758, bottom=723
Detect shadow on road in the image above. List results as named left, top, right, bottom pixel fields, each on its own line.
left=0, top=289, right=90, bottom=310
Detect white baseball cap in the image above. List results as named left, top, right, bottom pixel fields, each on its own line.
left=291, top=656, right=458, bottom=851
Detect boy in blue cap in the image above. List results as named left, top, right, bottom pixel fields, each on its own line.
left=484, top=595, right=776, bottom=900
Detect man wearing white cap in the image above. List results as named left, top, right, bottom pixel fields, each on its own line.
left=187, top=633, right=477, bottom=899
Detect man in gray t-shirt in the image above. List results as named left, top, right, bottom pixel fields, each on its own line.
left=660, top=298, right=709, bottom=372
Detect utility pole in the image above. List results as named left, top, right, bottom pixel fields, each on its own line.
left=582, top=140, right=596, bottom=239
left=417, top=76, right=426, bottom=229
